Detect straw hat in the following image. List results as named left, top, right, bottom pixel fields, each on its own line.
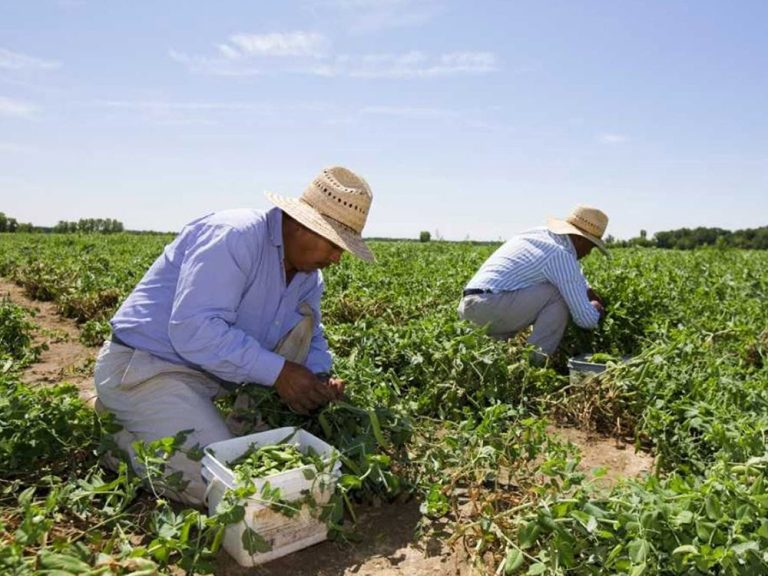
left=547, top=205, right=609, bottom=255
left=266, top=166, right=374, bottom=262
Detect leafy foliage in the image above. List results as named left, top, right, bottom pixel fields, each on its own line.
left=1, top=234, right=768, bottom=574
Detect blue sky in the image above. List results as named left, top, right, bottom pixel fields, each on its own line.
left=1, top=0, right=766, bottom=240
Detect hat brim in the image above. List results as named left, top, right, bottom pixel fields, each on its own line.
left=547, top=218, right=609, bottom=257
left=266, top=191, right=374, bottom=262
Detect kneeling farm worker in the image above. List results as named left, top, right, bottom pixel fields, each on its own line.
left=94, top=166, right=374, bottom=505
left=458, top=205, right=609, bottom=360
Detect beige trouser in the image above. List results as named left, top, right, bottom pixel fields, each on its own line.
left=94, top=304, right=314, bottom=506
left=457, top=283, right=569, bottom=355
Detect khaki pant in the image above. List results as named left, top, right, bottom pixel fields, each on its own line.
left=94, top=304, right=314, bottom=506
left=457, top=283, right=568, bottom=355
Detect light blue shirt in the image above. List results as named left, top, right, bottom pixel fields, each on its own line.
left=111, top=207, right=332, bottom=386
left=465, top=227, right=600, bottom=329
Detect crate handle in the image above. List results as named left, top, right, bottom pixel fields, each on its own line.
left=203, top=474, right=223, bottom=507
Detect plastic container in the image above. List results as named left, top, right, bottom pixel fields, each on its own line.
left=201, top=427, right=341, bottom=567
left=567, top=353, right=630, bottom=386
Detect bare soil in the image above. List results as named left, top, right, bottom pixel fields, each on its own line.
left=0, top=278, right=99, bottom=403
left=1, top=276, right=655, bottom=575
left=548, top=425, right=655, bottom=489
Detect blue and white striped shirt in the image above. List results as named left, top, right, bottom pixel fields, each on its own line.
left=464, top=227, right=600, bottom=329
left=111, top=207, right=332, bottom=387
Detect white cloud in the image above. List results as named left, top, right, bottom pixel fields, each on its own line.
left=313, top=50, right=497, bottom=78
left=172, top=31, right=497, bottom=79
left=169, top=50, right=262, bottom=77
left=0, top=96, right=37, bottom=118
left=170, top=32, right=329, bottom=76
left=221, top=32, right=329, bottom=58
left=0, top=48, right=59, bottom=71
left=599, top=133, right=629, bottom=144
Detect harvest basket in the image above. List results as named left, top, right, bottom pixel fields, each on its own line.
left=567, top=353, right=631, bottom=386
left=201, top=427, right=341, bottom=567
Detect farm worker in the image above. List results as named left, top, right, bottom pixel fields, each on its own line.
left=458, top=206, right=608, bottom=359
left=93, top=166, right=374, bottom=505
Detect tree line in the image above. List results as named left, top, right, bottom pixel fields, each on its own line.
left=0, top=213, right=124, bottom=234
left=52, top=218, right=125, bottom=234
left=2, top=210, right=766, bottom=248
left=0, top=212, right=34, bottom=233
left=610, top=226, right=768, bottom=250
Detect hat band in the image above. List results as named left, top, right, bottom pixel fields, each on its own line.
left=298, top=198, right=360, bottom=236
left=302, top=182, right=367, bottom=233
left=566, top=215, right=604, bottom=238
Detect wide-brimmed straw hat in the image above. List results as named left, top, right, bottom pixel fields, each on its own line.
left=266, top=166, right=374, bottom=262
left=547, top=205, right=609, bottom=256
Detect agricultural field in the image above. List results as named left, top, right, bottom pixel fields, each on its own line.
left=1, top=232, right=768, bottom=575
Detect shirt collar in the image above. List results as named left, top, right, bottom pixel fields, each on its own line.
left=267, top=207, right=283, bottom=247
left=549, top=229, right=577, bottom=257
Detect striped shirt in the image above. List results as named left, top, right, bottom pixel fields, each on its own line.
left=111, top=207, right=332, bottom=387
left=464, top=227, right=600, bottom=329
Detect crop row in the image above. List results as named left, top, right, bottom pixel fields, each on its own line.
left=1, top=233, right=767, bottom=573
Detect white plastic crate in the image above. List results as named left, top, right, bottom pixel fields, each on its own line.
left=567, top=353, right=631, bottom=386
left=201, top=427, right=341, bottom=567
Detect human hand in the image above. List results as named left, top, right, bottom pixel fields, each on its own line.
left=273, top=361, right=336, bottom=414
left=324, top=377, right=345, bottom=401
left=591, top=299, right=606, bottom=320
left=314, top=373, right=345, bottom=401
left=587, top=288, right=604, bottom=306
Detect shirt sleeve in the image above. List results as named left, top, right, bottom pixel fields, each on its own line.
left=167, top=223, right=286, bottom=386
left=303, top=274, right=333, bottom=375
left=542, top=249, right=600, bottom=329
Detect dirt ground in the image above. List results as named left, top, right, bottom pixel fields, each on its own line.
left=1, top=277, right=654, bottom=575
left=1, top=279, right=98, bottom=403
left=548, top=425, right=655, bottom=489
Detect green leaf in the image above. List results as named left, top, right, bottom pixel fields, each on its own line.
left=421, top=483, right=450, bottom=518
left=527, top=563, right=547, bottom=575
left=571, top=510, right=598, bottom=533
left=583, top=502, right=607, bottom=518
left=302, top=467, right=316, bottom=480
left=519, top=521, right=540, bottom=549
left=592, top=466, right=608, bottom=478
left=628, top=539, right=649, bottom=564
left=338, top=474, right=362, bottom=489
left=503, top=548, right=525, bottom=574
left=186, top=443, right=205, bottom=462
left=731, top=541, right=759, bottom=556
left=705, top=496, right=722, bottom=520
left=675, top=510, right=694, bottom=525
left=242, top=527, right=272, bottom=554
left=673, top=544, right=698, bottom=555
left=38, top=552, right=92, bottom=572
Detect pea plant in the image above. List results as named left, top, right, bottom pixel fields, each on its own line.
left=1, top=234, right=768, bottom=574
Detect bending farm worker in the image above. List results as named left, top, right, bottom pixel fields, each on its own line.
left=93, top=166, right=374, bottom=505
left=457, top=205, right=609, bottom=361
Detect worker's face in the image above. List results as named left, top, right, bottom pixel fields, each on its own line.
left=284, top=220, right=344, bottom=272
left=571, top=235, right=596, bottom=259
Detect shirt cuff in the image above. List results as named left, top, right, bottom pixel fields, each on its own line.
left=250, top=350, right=286, bottom=386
